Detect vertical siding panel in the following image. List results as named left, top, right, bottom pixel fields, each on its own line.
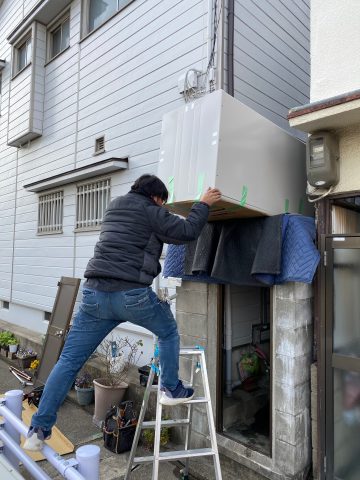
left=233, top=0, right=310, bottom=139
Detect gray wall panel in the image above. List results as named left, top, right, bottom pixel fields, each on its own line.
left=233, top=0, right=310, bottom=139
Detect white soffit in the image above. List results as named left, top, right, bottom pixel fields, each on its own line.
left=288, top=89, right=360, bottom=133
left=23, top=158, right=128, bottom=192
left=8, top=0, right=72, bottom=44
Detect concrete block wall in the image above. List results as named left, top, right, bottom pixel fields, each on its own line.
left=172, top=281, right=219, bottom=448
left=272, top=283, right=313, bottom=479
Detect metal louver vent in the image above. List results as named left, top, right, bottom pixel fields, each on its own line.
left=95, top=136, right=105, bottom=154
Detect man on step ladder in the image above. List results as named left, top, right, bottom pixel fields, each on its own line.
left=24, top=174, right=221, bottom=451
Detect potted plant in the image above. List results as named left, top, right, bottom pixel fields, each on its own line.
left=93, top=336, right=143, bottom=427
left=8, top=337, right=19, bottom=354
left=0, top=331, right=17, bottom=358
left=75, top=371, right=94, bottom=406
left=16, top=347, right=38, bottom=369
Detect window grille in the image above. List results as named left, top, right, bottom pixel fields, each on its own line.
left=76, top=178, right=110, bottom=230
left=38, top=190, right=64, bottom=234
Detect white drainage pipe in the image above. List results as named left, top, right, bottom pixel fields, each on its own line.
left=76, top=445, right=100, bottom=480
left=0, top=429, right=51, bottom=480
left=0, top=390, right=99, bottom=480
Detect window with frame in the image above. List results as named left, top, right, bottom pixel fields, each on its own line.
left=15, top=36, right=32, bottom=74
left=86, top=0, right=133, bottom=33
left=49, top=14, right=70, bottom=60
left=38, top=190, right=64, bottom=234
left=76, top=178, right=110, bottom=230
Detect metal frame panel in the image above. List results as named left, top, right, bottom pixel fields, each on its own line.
left=323, top=234, right=360, bottom=479
left=35, top=277, right=80, bottom=387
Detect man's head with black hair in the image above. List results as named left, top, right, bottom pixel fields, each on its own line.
left=131, top=174, right=168, bottom=204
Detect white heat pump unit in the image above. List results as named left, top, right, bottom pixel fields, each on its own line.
left=157, top=89, right=310, bottom=220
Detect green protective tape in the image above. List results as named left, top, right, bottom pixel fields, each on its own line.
left=195, top=173, right=205, bottom=201
left=168, top=176, right=174, bottom=204
left=298, top=198, right=304, bottom=214
left=239, top=185, right=248, bottom=207
left=284, top=198, right=289, bottom=213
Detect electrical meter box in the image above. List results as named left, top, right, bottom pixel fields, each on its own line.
left=157, top=89, right=310, bottom=220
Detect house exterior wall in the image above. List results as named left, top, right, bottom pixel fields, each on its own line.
left=0, top=0, right=311, bottom=333
left=233, top=0, right=310, bottom=139
left=306, top=1, right=360, bottom=193
left=0, top=0, right=210, bottom=334
left=310, top=0, right=360, bottom=103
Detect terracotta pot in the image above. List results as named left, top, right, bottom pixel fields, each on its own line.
left=93, top=378, right=128, bottom=427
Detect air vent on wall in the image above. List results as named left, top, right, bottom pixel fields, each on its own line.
left=95, top=136, right=105, bottom=155
left=2, top=300, right=9, bottom=309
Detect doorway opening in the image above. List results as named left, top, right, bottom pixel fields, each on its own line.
left=220, top=284, right=271, bottom=456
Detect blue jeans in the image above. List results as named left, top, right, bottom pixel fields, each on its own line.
left=31, top=287, right=179, bottom=432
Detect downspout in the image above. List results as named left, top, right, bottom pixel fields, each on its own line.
left=216, top=0, right=225, bottom=90
left=225, top=285, right=232, bottom=397
left=227, top=0, right=235, bottom=96
left=224, top=1, right=235, bottom=398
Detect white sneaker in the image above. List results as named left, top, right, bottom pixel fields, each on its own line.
left=159, top=391, right=194, bottom=405
left=159, top=381, right=195, bottom=406
left=23, top=435, right=44, bottom=451
left=23, top=427, right=50, bottom=451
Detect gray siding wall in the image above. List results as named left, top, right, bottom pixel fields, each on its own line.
left=0, top=0, right=208, bottom=323
left=233, top=0, right=310, bottom=138
left=0, top=0, right=23, bottom=302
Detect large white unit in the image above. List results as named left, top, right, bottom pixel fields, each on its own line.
left=157, top=90, right=309, bottom=220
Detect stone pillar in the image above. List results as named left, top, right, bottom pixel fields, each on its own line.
left=273, top=282, right=313, bottom=479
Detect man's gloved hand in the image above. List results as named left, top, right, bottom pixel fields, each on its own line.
left=200, top=187, right=222, bottom=206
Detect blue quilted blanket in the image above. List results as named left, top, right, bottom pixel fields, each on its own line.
left=163, top=214, right=320, bottom=285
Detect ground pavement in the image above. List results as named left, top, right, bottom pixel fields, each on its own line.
left=0, top=357, right=266, bottom=480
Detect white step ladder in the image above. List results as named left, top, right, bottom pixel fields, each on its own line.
left=124, top=346, right=222, bottom=480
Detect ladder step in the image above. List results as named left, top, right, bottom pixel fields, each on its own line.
left=141, top=419, right=190, bottom=428
left=134, top=448, right=215, bottom=464
left=179, top=348, right=204, bottom=355
left=187, top=396, right=209, bottom=404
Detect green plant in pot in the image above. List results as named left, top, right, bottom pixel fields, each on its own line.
left=93, top=335, right=143, bottom=427
left=75, top=371, right=94, bottom=406
left=0, top=331, right=17, bottom=356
